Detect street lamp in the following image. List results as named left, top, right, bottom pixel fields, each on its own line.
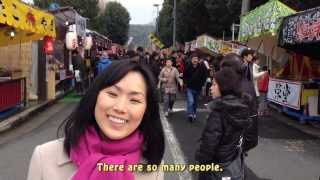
left=231, top=23, right=240, bottom=42
left=231, top=23, right=240, bottom=50
left=153, top=4, right=160, bottom=36
left=172, top=0, right=176, bottom=49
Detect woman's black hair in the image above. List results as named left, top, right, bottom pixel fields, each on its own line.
left=220, top=53, right=245, bottom=77
left=214, top=67, right=242, bottom=97
left=150, top=52, right=159, bottom=60
left=58, top=60, right=165, bottom=165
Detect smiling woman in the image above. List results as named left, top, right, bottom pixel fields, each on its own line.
left=95, top=71, right=147, bottom=140
left=27, top=60, right=165, bottom=180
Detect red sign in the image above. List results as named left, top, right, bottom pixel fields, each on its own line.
left=296, top=20, right=320, bottom=42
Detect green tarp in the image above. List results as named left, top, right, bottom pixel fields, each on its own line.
left=239, top=0, right=296, bottom=42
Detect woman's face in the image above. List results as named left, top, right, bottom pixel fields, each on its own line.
left=211, top=79, right=221, bottom=99
left=95, top=71, right=147, bottom=140
left=165, top=60, right=172, bottom=67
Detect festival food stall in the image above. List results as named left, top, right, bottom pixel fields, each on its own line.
left=238, top=0, right=311, bottom=121
left=277, top=7, right=320, bottom=122
left=239, top=0, right=296, bottom=75
left=50, top=6, right=88, bottom=98
left=0, top=0, right=55, bottom=115
left=193, top=34, right=222, bottom=56
left=85, top=29, right=112, bottom=84
left=220, top=41, right=247, bottom=55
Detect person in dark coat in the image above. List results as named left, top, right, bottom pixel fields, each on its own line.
left=196, top=67, right=252, bottom=180
left=220, top=53, right=258, bottom=152
left=183, top=52, right=208, bottom=122
left=240, top=49, right=256, bottom=99
left=96, top=51, right=112, bottom=75
left=149, top=52, right=162, bottom=84
left=136, top=47, right=148, bottom=65
left=72, top=50, right=86, bottom=95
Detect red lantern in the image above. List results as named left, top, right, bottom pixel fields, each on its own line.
left=44, top=36, right=54, bottom=55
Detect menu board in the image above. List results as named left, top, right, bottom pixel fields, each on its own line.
left=267, top=78, right=302, bottom=110
left=280, top=7, right=320, bottom=45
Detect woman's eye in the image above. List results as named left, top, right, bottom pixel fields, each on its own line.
left=107, top=92, right=117, bottom=97
left=130, top=99, right=142, bottom=104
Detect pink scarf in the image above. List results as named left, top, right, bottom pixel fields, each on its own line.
left=70, top=126, right=144, bottom=180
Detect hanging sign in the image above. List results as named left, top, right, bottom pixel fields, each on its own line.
left=195, top=35, right=222, bottom=55
left=149, top=33, right=165, bottom=49
left=280, top=7, right=320, bottom=45
left=267, top=78, right=302, bottom=110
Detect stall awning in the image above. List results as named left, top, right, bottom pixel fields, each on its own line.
left=86, top=29, right=112, bottom=49
left=239, top=0, right=296, bottom=42
left=0, top=0, right=56, bottom=46
left=278, top=7, right=320, bottom=58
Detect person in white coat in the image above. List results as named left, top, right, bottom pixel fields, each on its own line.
left=253, top=58, right=268, bottom=116
left=253, top=59, right=267, bottom=97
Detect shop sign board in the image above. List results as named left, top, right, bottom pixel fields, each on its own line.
left=196, top=35, right=222, bottom=54
left=280, top=7, right=320, bottom=45
left=267, top=78, right=302, bottom=110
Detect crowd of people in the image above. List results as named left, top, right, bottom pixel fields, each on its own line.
left=28, top=46, right=270, bottom=180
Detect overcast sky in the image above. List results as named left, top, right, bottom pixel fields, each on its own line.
left=24, top=0, right=164, bottom=25
left=115, top=0, right=164, bottom=24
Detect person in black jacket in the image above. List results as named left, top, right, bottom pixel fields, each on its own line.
left=183, top=52, right=208, bottom=122
left=220, top=53, right=258, bottom=152
left=196, top=67, right=252, bottom=180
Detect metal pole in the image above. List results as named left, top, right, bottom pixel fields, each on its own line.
left=154, top=4, right=160, bottom=36
left=232, top=23, right=235, bottom=49
left=173, top=0, right=176, bottom=49
left=241, top=0, right=250, bottom=15
left=232, top=23, right=235, bottom=42
left=223, top=31, right=225, bottom=42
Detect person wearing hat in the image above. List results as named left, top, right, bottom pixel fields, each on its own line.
left=183, top=52, right=208, bottom=122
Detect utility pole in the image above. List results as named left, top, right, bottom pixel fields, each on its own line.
left=173, top=0, right=177, bottom=49
left=154, top=4, right=160, bottom=36
left=241, top=0, right=250, bottom=15
left=231, top=23, right=240, bottom=50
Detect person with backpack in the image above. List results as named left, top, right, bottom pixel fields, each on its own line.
left=96, top=51, right=112, bottom=75
left=196, top=68, right=252, bottom=180
left=220, top=53, right=258, bottom=152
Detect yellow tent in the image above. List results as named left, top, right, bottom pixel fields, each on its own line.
left=0, top=0, right=56, bottom=46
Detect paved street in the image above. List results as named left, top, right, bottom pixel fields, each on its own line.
left=0, top=95, right=320, bottom=180
left=166, top=96, right=320, bottom=180
left=0, top=98, right=178, bottom=180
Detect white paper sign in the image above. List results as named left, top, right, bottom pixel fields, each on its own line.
left=267, top=78, right=302, bottom=110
